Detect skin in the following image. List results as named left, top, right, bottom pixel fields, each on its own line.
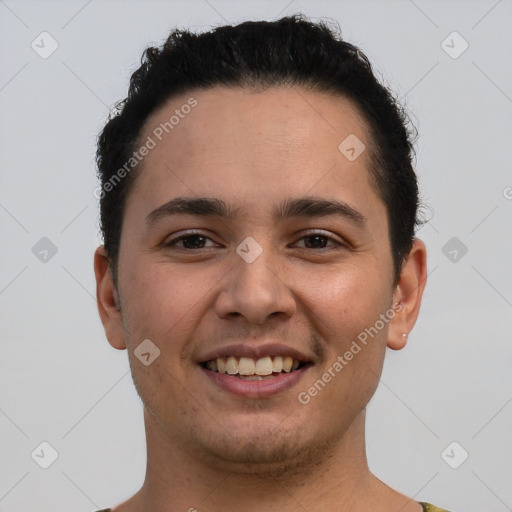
left=95, top=86, right=427, bottom=512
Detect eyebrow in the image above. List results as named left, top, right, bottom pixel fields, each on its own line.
left=146, top=196, right=366, bottom=226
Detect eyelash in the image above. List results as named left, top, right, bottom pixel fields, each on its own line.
left=164, top=230, right=346, bottom=251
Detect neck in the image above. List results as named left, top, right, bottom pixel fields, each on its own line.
left=113, top=407, right=420, bottom=512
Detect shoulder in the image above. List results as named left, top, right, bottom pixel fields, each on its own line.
left=420, top=503, right=452, bottom=512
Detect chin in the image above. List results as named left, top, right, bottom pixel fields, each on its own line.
left=188, top=420, right=336, bottom=477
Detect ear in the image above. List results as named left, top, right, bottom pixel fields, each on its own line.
left=387, top=239, right=428, bottom=350
left=94, top=246, right=126, bottom=350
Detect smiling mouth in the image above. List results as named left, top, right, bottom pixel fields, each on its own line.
left=200, top=356, right=310, bottom=379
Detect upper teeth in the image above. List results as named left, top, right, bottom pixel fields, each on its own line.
left=206, top=356, right=300, bottom=375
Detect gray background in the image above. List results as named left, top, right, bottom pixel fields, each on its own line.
left=1, top=0, right=511, bottom=511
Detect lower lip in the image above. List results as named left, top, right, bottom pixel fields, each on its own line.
left=200, top=366, right=310, bottom=398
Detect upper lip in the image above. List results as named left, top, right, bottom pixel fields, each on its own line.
left=198, top=343, right=314, bottom=364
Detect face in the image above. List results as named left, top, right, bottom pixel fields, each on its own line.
left=96, top=86, right=421, bottom=473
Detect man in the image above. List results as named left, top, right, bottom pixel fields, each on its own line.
left=93, top=15, right=448, bottom=512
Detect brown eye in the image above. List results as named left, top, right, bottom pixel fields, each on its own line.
left=302, top=234, right=330, bottom=249
left=178, top=235, right=208, bottom=249
left=165, top=233, right=217, bottom=249
left=295, top=231, right=344, bottom=250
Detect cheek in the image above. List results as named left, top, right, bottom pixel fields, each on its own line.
left=295, top=260, right=391, bottom=408
left=296, top=260, right=392, bottom=343
left=298, top=272, right=389, bottom=415
left=120, top=258, right=206, bottom=337
left=119, top=260, right=203, bottom=416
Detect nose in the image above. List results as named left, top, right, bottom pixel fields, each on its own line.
left=214, top=247, right=297, bottom=325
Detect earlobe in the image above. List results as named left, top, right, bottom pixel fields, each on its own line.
left=94, top=246, right=127, bottom=350
left=387, top=330, right=409, bottom=351
left=387, top=239, right=428, bottom=351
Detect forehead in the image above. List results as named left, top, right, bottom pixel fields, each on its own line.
left=128, top=86, right=384, bottom=225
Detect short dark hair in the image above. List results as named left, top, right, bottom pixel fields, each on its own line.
left=96, top=14, right=420, bottom=284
